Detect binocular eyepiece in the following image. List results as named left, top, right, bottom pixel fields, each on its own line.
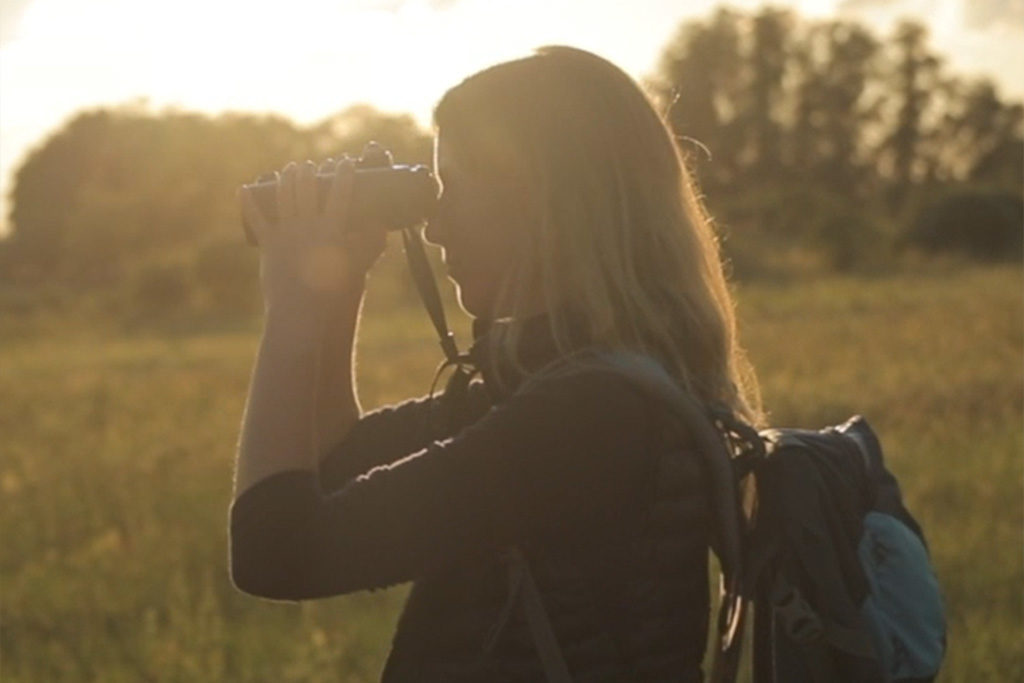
left=240, top=142, right=439, bottom=246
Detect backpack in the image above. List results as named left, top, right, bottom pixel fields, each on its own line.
left=712, top=414, right=947, bottom=683
left=505, top=352, right=946, bottom=683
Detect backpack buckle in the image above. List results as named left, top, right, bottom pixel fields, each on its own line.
left=773, top=582, right=824, bottom=645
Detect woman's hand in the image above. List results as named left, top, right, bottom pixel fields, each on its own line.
left=234, top=159, right=375, bottom=495
left=240, top=158, right=387, bottom=325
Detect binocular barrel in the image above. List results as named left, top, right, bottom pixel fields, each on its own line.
left=240, top=164, right=439, bottom=246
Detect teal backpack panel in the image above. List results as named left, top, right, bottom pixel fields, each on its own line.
left=859, top=511, right=946, bottom=681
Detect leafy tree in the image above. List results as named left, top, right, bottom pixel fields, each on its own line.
left=804, top=21, right=880, bottom=195
left=650, top=10, right=1022, bottom=265
left=3, top=103, right=432, bottom=306
left=934, top=79, right=1024, bottom=185
left=652, top=8, right=745, bottom=188
left=879, top=21, right=944, bottom=194
left=745, top=7, right=792, bottom=180
left=5, top=104, right=309, bottom=285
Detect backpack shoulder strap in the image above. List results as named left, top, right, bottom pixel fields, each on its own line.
left=507, top=547, right=575, bottom=683
left=566, top=351, right=752, bottom=683
left=504, top=350, right=753, bottom=683
left=574, top=352, right=745, bottom=584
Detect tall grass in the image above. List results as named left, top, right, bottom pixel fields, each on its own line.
left=1, top=265, right=1020, bottom=681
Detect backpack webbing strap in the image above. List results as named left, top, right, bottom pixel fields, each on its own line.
left=507, top=547, right=575, bottom=683
left=580, top=354, right=749, bottom=683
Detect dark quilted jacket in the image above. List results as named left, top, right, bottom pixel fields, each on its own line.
left=377, top=387, right=711, bottom=682
left=229, top=317, right=712, bottom=681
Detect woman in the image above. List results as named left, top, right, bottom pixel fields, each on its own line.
left=231, top=46, right=761, bottom=682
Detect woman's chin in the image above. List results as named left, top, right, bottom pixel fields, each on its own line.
left=455, top=294, right=483, bottom=319
left=453, top=283, right=491, bottom=319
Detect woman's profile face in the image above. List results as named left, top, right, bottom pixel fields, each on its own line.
left=425, top=131, right=534, bottom=319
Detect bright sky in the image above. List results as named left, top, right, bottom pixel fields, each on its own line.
left=1, top=0, right=1022, bottom=234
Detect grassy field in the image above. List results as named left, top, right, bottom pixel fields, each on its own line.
left=1, top=265, right=1021, bottom=681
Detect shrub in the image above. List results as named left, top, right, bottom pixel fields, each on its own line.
left=906, top=190, right=1023, bottom=261
left=131, top=260, right=194, bottom=315
left=715, top=184, right=883, bottom=276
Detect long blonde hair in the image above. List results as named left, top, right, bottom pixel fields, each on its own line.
left=434, top=46, right=762, bottom=424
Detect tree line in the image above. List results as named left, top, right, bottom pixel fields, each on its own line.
left=649, top=8, right=1021, bottom=271
left=1, top=8, right=1021, bottom=319
left=1, top=104, right=433, bottom=318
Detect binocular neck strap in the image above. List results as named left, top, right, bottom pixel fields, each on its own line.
left=401, top=226, right=462, bottom=365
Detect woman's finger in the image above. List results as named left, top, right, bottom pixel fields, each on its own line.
left=239, top=185, right=271, bottom=245
left=295, top=160, right=318, bottom=219
left=277, top=162, right=298, bottom=226
left=323, top=158, right=355, bottom=238
left=317, top=158, right=335, bottom=174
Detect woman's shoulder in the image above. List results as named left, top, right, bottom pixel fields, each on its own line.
left=509, top=354, right=658, bottom=421
left=474, top=352, right=709, bottom=548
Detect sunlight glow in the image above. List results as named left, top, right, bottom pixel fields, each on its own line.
left=13, top=0, right=442, bottom=122
left=796, top=0, right=839, bottom=19
left=1, top=0, right=1022, bottom=234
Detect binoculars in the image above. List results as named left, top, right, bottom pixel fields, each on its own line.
left=240, top=142, right=438, bottom=245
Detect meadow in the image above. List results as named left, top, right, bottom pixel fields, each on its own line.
left=1, top=264, right=1021, bottom=681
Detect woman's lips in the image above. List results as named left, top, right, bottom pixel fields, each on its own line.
left=444, top=257, right=461, bottom=279
left=443, top=248, right=468, bottom=279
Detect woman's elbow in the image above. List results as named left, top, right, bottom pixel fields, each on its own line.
left=227, top=492, right=388, bottom=599
left=229, top=562, right=286, bottom=600
left=228, top=525, right=310, bottom=600
left=228, top=531, right=368, bottom=600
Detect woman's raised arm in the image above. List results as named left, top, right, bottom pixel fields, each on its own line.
left=233, top=158, right=385, bottom=498
left=229, top=365, right=660, bottom=600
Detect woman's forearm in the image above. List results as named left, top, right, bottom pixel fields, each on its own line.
left=234, top=282, right=364, bottom=497
left=315, top=283, right=365, bottom=464
left=234, top=311, right=321, bottom=496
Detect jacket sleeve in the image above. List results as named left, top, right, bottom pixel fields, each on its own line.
left=229, top=367, right=658, bottom=601
left=316, top=394, right=435, bottom=494
left=317, top=382, right=491, bottom=493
